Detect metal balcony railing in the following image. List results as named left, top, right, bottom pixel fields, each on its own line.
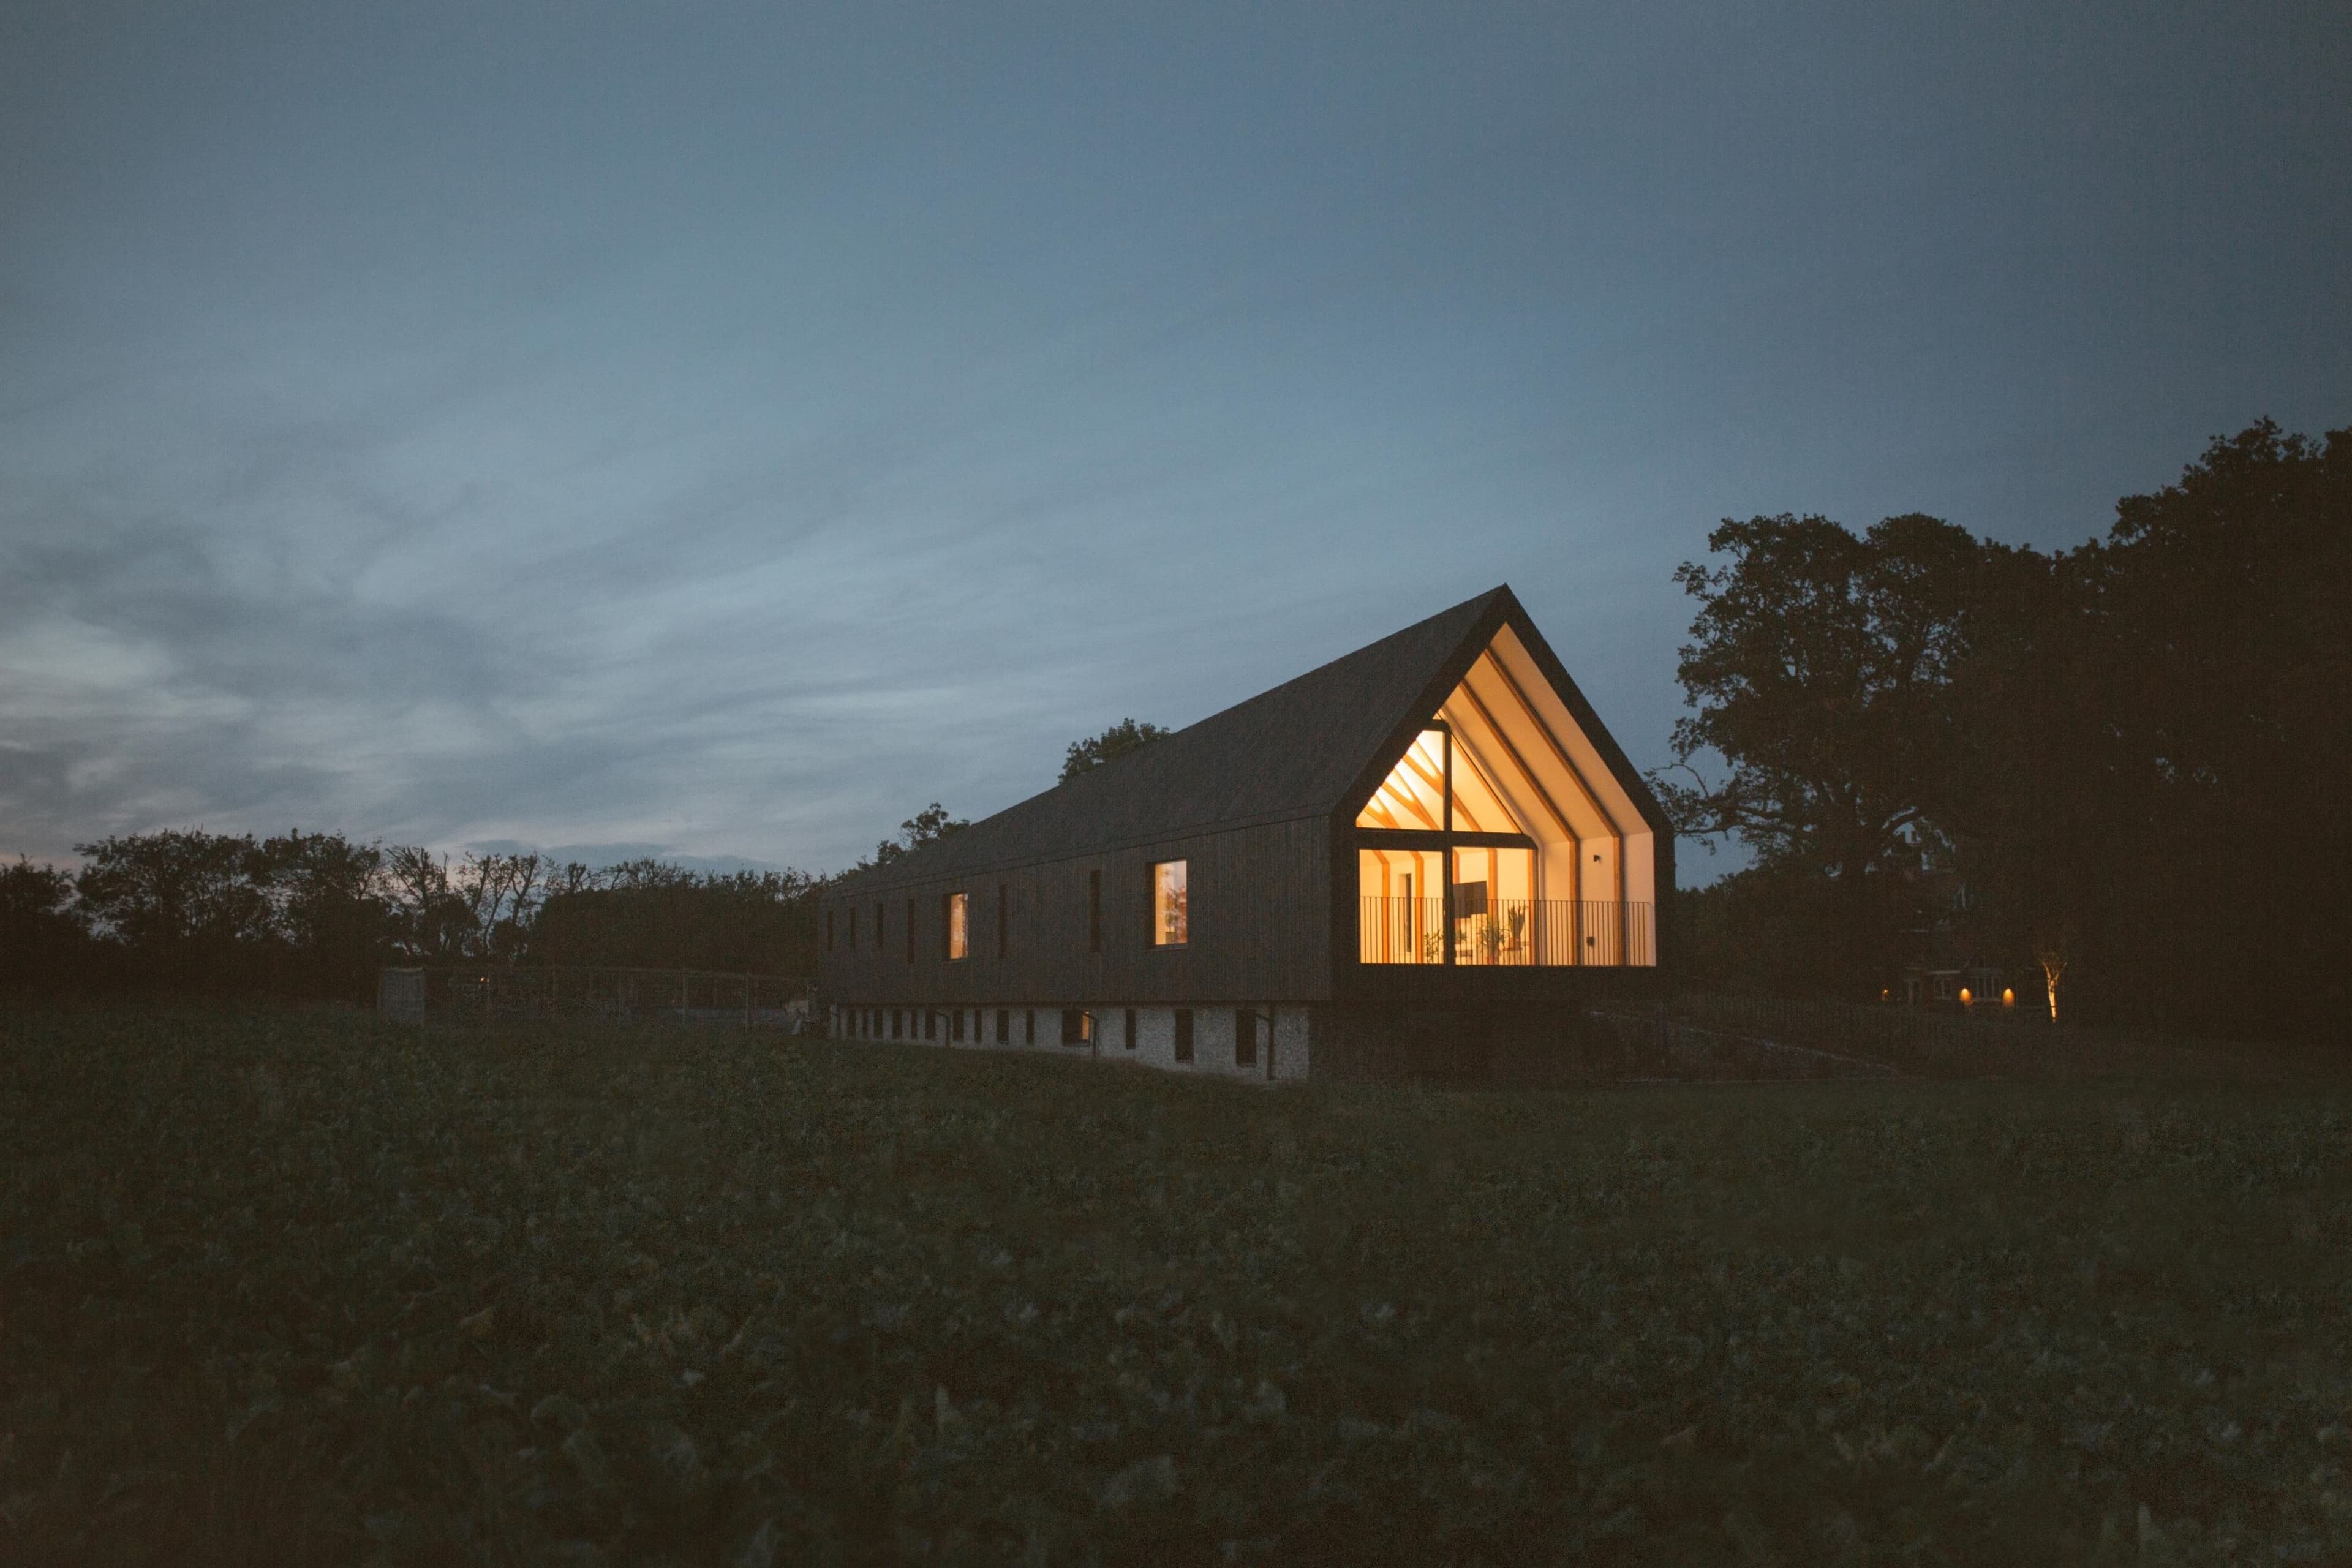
left=1357, top=897, right=1653, bottom=967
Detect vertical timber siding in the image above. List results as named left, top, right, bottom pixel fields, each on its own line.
left=821, top=816, right=1330, bottom=1006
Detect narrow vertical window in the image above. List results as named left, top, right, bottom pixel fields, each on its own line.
left=995, top=1008, right=1009, bottom=1044
left=924, top=1010, right=937, bottom=1040
left=947, top=892, right=970, bottom=960
left=1024, top=1008, right=1036, bottom=1044
left=1152, top=860, right=1188, bottom=947
left=1088, top=869, right=1102, bottom=952
left=1123, top=1008, right=1137, bottom=1050
left=998, top=884, right=1009, bottom=956
left=1235, top=1009, right=1257, bottom=1068
left=952, top=1009, right=965, bottom=1042
left=892, top=1009, right=903, bottom=1039
left=1173, top=1009, right=1194, bottom=1063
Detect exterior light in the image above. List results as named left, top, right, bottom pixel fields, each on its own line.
left=1958, top=987, right=1972, bottom=1006
left=2002, top=987, right=2015, bottom=1008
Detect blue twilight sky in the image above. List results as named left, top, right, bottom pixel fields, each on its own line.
left=2, top=2, right=2345, bottom=880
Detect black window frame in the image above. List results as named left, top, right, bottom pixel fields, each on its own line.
left=1235, top=1008, right=1257, bottom=1068
left=1173, top=1009, right=1194, bottom=1063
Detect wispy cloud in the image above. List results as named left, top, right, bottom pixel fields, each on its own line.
left=3, top=1, right=2344, bottom=875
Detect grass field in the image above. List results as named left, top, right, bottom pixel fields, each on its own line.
left=4, top=1008, right=2349, bottom=1564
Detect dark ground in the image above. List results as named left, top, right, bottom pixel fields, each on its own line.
left=4, top=1006, right=2348, bottom=1564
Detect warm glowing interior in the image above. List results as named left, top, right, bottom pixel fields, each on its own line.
left=1353, top=730, right=1516, bottom=833
left=1153, top=859, right=1188, bottom=946
left=1355, top=628, right=1656, bottom=965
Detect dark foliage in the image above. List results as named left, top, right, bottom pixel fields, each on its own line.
left=1, top=833, right=821, bottom=1002
left=1060, top=717, right=1171, bottom=783
left=533, top=861, right=822, bottom=975
left=1664, top=420, right=2351, bottom=1042
left=861, top=803, right=970, bottom=870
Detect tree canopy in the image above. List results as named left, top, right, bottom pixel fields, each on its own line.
left=1662, top=419, right=2350, bottom=1042
left=862, top=802, right=970, bottom=869
left=1061, top=718, right=1170, bottom=783
left=2, top=832, right=825, bottom=1001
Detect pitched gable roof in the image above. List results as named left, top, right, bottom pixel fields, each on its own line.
left=828, top=584, right=1669, bottom=894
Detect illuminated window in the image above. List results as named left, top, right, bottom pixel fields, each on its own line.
left=1152, top=859, right=1188, bottom=947
left=1061, top=1009, right=1092, bottom=1046
left=946, top=892, right=969, bottom=960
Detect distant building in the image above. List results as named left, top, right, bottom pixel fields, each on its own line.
left=817, top=586, right=1673, bottom=1080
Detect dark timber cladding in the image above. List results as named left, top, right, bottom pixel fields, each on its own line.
left=820, top=585, right=1675, bottom=1019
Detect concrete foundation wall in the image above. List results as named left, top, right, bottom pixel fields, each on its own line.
left=829, top=1001, right=1310, bottom=1083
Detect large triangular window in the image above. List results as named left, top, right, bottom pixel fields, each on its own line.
left=1355, top=627, right=1654, bottom=967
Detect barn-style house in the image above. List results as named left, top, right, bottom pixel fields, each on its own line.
left=818, top=586, right=1672, bottom=1080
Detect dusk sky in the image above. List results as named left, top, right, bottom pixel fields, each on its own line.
left=4, top=1, right=2345, bottom=880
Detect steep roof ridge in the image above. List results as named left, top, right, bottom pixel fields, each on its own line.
left=831, top=586, right=1510, bottom=894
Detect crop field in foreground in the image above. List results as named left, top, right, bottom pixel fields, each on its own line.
left=3, top=1009, right=2350, bottom=1565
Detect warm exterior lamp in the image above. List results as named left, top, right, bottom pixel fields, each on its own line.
left=2002, top=987, right=2015, bottom=1008
left=1958, top=987, right=1973, bottom=1006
